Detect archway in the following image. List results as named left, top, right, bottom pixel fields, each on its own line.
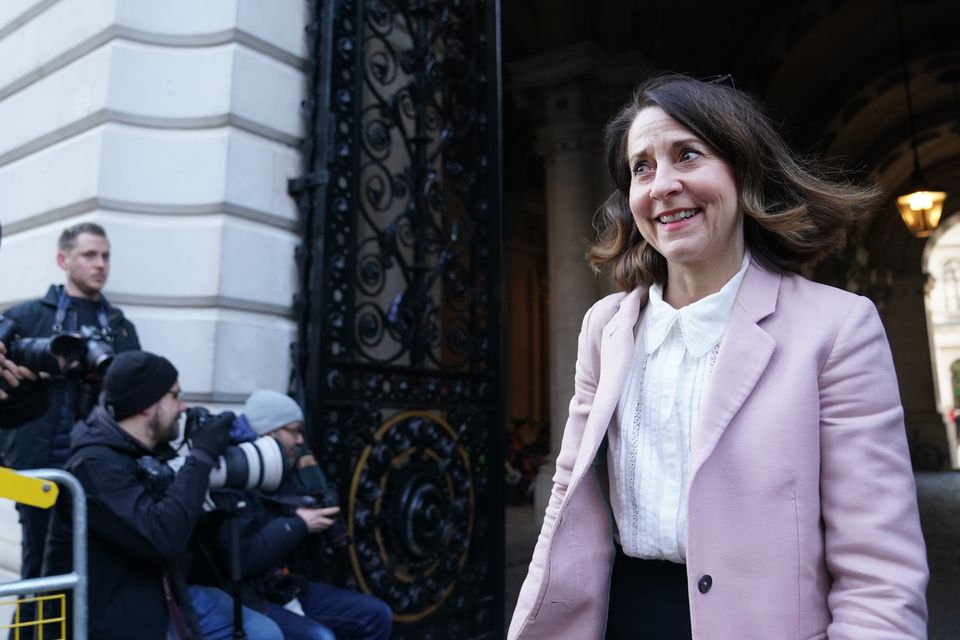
left=922, top=210, right=960, bottom=468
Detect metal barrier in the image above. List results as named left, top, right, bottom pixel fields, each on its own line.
left=0, top=469, right=87, bottom=640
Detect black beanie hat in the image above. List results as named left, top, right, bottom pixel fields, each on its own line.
left=103, top=351, right=178, bottom=421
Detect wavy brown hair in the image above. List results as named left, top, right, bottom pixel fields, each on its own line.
left=588, top=73, right=881, bottom=291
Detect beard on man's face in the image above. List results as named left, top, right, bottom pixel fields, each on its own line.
left=148, top=411, right=180, bottom=446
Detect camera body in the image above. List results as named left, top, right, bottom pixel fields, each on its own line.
left=75, top=326, right=115, bottom=376
left=0, top=315, right=115, bottom=377
left=311, top=484, right=352, bottom=550
left=136, top=454, right=177, bottom=500
left=294, top=453, right=351, bottom=550
left=0, top=315, right=115, bottom=418
left=0, top=315, right=87, bottom=376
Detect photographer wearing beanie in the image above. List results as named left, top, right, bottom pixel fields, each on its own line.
left=42, top=351, right=281, bottom=640
left=195, top=390, right=392, bottom=640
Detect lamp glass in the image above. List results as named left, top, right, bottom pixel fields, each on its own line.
left=896, top=190, right=947, bottom=238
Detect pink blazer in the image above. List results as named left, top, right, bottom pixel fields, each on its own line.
left=509, top=259, right=928, bottom=640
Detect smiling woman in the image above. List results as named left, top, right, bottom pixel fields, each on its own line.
left=508, top=73, right=929, bottom=640
left=624, top=106, right=743, bottom=306
left=591, top=74, right=881, bottom=295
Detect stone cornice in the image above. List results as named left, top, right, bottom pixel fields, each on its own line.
left=1, top=198, right=299, bottom=235
left=0, top=111, right=302, bottom=168
left=0, top=25, right=305, bottom=104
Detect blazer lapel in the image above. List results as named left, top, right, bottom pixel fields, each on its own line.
left=689, top=260, right=780, bottom=476
left=571, top=287, right=647, bottom=482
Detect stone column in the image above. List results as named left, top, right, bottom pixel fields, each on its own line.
left=510, top=42, right=650, bottom=517
left=535, top=124, right=603, bottom=514
left=884, top=273, right=953, bottom=467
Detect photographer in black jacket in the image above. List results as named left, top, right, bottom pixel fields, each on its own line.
left=43, top=351, right=281, bottom=639
left=196, top=390, right=392, bottom=640
left=1, top=222, right=140, bottom=587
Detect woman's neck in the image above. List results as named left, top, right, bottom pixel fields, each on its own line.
left=662, top=252, right=745, bottom=308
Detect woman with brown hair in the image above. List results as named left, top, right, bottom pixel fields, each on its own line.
left=509, top=73, right=928, bottom=639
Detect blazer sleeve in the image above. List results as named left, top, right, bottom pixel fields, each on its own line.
left=508, top=301, right=603, bottom=639
left=819, top=296, right=929, bottom=639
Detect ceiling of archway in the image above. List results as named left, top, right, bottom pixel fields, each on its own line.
left=503, top=0, right=960, bottom=276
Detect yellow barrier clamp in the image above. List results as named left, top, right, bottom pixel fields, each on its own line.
left=0, top=467, right=59, bottom=508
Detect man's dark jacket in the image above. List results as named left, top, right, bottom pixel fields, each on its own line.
left=232, top=490, right=309, bottom=580
left=0, top=285, right=139, bottom=468
left=0, top=380, right=48, bottom=427
left=43, top=406, right=214, bottom=640
left=193, top=487, right=309, bottom=597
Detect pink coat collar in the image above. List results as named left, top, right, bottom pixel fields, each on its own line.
left=570, top=259, right=783, bottom=485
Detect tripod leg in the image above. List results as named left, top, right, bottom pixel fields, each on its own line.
left=229, top=515, right=246, bottom=639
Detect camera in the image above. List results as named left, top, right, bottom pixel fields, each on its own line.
left=312, top=484, right=352, bottom=550
left=146, top=408, right=288, bottom=508
left=75, top=326, right=115, bottom=376
left=180, top=406, right=286, bottom=492
left=0, top=315, right=115, bottom=421
left=295, top=453, right=351, bottom=550
left=0, top=315, right=87, bottom=377
left=136, top=454, right=177, bottom=500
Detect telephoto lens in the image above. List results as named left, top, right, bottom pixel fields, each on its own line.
left=10, top=336, right=85, bottom=375
left=79, top=328, right=114, bottom=376
left=208, top=437, right=285, bottom=491
left=183, top=406, right=286, bottom=492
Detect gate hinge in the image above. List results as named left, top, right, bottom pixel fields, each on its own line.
left=288, top=170, right=330, bottom=195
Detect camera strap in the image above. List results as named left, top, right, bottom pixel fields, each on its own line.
left=52, top=285, right=113, bottom=343
left=162, top=568, right=194, bottom=640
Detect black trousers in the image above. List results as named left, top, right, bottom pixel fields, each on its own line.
left=605, top=544, right=692, bottom=639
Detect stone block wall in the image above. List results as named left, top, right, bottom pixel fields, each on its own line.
left=0, top=0, right=307, bottom=407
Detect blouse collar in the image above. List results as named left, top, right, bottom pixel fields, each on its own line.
left=645, top=251, right=751, bottom=357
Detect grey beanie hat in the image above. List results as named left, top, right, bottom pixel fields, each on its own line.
left=243, top=389, right=304, bottom=435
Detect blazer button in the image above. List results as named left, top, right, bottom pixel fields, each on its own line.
left=697, top=575, right=713, bottom=594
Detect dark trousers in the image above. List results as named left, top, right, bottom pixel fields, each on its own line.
left=265, top=580, right=393, bottom=640
left=605, top=544, right=692, bottom=640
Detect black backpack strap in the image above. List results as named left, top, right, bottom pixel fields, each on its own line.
left=65, top=444, right=118, bottom=471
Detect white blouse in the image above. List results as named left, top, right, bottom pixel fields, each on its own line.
left=609, top=252, right=750, bottom=562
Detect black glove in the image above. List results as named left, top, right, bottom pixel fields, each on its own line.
left=190, top=411, right=235, bottom=459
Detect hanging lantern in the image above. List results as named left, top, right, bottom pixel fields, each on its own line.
left=895, top=189, right=947, bottom=238
left=892, top=0, right=949, bottom=238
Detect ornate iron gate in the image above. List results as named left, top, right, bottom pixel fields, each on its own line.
left=289, top=1, right=503, bottom=638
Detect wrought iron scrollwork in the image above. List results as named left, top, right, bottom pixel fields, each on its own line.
left=292, top=1, right=502, bottom=638
left=348, top=411, right=475, bottom=621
